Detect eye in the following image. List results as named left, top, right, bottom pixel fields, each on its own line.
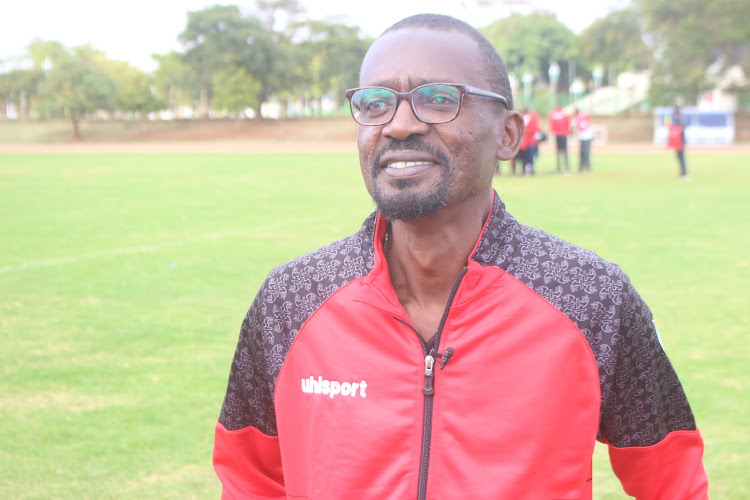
left=433, top=92, right=455, bottom=105
left=357, top=89, right=394, bottom=116
left=365, top=98, right=387, bottom=112
left=416, top=85, right=459, bottom=107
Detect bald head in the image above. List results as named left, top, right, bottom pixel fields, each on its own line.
left=375, top=14, right=514, bottom=110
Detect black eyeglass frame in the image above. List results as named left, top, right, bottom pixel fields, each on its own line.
left=344, top=83, right=510, bottom=126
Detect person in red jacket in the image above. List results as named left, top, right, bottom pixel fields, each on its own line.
left=667, top=107, right=689, bottom=179
left=214, top=14, right=709, bottom=500
left=515, top=106, right=540, bottom=175
left=549, top=105, right=571, bottom=174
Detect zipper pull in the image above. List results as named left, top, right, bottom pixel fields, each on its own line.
left=423, top=354, right=435, bottom=395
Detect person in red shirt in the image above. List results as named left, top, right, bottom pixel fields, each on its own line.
left=515, top=107, right=540, bottom=175
left=667, top=108, right=689, bottom=179
left=571, top=108, right=594, bottom=172
left=214, top=14, right=709, bottom=500
left=549, top=105, right=570, bottom=174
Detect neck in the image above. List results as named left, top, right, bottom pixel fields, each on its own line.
left=385, top=190, right=493, bottom=303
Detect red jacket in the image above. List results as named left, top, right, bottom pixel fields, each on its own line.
left=549, top=107, right=570, bottom=136
left=668, top=123, right=685, bottom=150
left=519, top=111, right=540, bottom=150
left=214, top=193, right=708, bottom=499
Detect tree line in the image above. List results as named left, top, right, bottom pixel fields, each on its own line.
left=1, top=0, right=748, bottom=138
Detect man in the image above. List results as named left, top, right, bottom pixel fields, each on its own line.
left=516, top=106, right=540, bottom=175
left=571, top=107, right=594, bottom=172
left=213, top=14, right=708, bottom=499
left=549, top=104, right=571, bottom=174
left=667, top=107, right=689, bottom=179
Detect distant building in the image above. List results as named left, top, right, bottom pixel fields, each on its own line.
left=653, top=107, right=735, bottom=145
left=698, top=64, right=747, bottom=111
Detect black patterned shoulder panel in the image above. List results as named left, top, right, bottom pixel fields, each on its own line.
left=473, top=197, right=697, bottom=447
left=218, top=213, right=378, bottom=434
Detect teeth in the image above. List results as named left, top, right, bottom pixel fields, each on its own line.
left=388, top=161, right=429, bottom=169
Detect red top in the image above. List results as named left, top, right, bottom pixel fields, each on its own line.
left=667, top=123, right=685, bottom=150
left=520, top=111, right=540, bottom=150
left=549, top=107, right=570, bottom=135
left=214, top=195, right=709, bottom=499
left=571, top=112, right=591, bottom=132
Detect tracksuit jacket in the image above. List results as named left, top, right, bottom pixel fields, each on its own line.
left=214, top=191, right=708, bottom=499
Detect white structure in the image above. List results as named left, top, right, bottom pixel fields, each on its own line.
left=653, top=107, right=735, bottom=145
left=567, top=71, right=650, bottom=115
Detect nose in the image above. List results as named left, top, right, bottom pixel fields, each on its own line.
left=382, top=98, right=430, bottom=141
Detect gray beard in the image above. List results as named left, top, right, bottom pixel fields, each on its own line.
left=372, top=177, right=450, bottom=221
left=369, top=138, right=453, bottom=221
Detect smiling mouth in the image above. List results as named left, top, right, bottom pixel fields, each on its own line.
left=386, top=161, right=435, bottom=169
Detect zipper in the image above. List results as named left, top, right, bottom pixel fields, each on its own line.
left=423, top=354, right=435, bottom=395
left=411, top=267, right=468, bottom=500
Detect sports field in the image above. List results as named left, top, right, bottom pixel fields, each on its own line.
left=1, top=146, right=748, bottom=498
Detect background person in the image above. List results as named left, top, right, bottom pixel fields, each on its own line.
left=533, top=127, right=546, bottom=161
left=549, top=104, right=570, bottom=174
left=518, top=106, right=540, bottom=175
left=571, top=107, right=594, bottom=172
left=667, top=107, right=689, bottom=179
left=213, top=13, right=709, bottom=499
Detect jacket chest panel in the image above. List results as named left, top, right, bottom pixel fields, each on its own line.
left=274, top=270, right=600, bottom=498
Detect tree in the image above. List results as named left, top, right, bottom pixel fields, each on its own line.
left=255, top=0, right=304, bottom=32
left=174, top=3, right=371, bottom=118
left=211, top=66, right=261, bottom=117
left=233, top=18, right=277, bottom=116
left=636, top=0, right=750, bottom=105
left=0, top=40, right=64, bottom=120
left=0, top=68, right=43, bottom=120
left=0, top=71, right=14, bottom=119
left=265, top=33, right=310, bottom=116
left=482, top=12, right=576, bottom=86
left=293, top=20, right=370, bottom=114
left=151, top=52, right=199, bottom=118
left=26, top=40, right=66, bottom=69
left=105, top=60, right=165, bottom=119
left=575, top=8, right=650, bottom=80
left=37, top=49, right=116, bottom=138
left=179, top=5, right=275, bottom=117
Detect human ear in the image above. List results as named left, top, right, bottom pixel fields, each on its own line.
left=495, top=110, right=524, bottom=161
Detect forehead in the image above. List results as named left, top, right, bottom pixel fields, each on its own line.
left=360, top=28, right=486, bottom=89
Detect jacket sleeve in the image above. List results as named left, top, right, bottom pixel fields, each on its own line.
left=214, top=422, right=285, bottom=499
left=213, top=282, right=287, bottom=499
left=598, top=274, right=709, bottom=499
left=608, top=430, right=708, bottom=499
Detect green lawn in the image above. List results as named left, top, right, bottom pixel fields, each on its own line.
left=1, top=148, right=747, bottom=498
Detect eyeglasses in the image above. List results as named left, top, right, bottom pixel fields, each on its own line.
left=345, top=83, right=509, bottom=126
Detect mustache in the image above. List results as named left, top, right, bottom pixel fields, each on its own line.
left=371, top=137, right=450, bottom=171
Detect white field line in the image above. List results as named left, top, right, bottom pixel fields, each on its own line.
left=0, top=221, right=314, bottom=274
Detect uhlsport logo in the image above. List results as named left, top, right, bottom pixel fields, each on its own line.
left=301, top=375, right=367, bottom=399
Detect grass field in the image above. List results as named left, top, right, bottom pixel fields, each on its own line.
left=1, top=147, right=748, bottom=498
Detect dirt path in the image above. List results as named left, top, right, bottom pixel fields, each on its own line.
left=0, top=140, right=358, bottom=153
left=1, top=140, right=748, bottom=154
